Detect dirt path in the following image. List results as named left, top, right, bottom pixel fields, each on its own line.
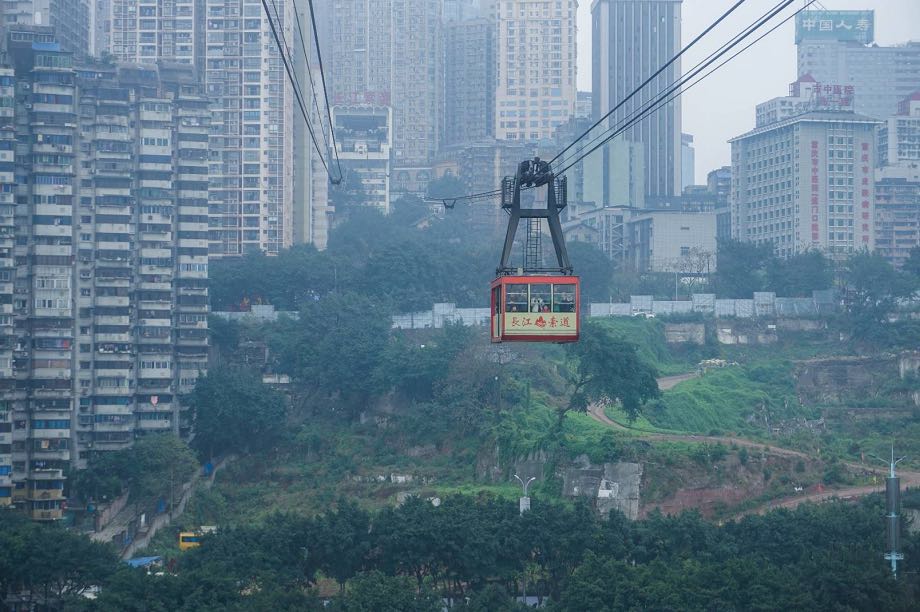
left=587, top=373, right=920, bottom=518
left=657, top=372, right=699, bottom=390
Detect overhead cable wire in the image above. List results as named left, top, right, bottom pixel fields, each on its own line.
left=550, top=0, right=749, bottom=166
left=553, top=0, right=792, bottom=172
left=305, top=0, right=344, bottom=184
left=289, top=0, right=332, bottom=158
left=260, top=0, right=334, bottom=179
left=555, top=0, right=806, bottom=176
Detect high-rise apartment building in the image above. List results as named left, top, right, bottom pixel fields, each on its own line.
left=291, top=11, right=331, bottom=249
left=203, top=0, right=294, bottom=255
left=493, top=0, right=577, bottom=143
left=443, top=17, right=494, bottom=148
left=874, top=177, right=919, bottom=269
left=796, top=10, right=920, bottom=121
left=730, top=110, right=880, bottom=258
left=106, top=0, right=199, bottom=66
left=1, top=26, right=209, bottom=519
left=879, top=92, right=920, bottom=168
left=0, top=66, right=13, bottom=509
left=329, top=0, right=442, bottom=166
left=332, top=106, right=392, bottom=214
left=104, top=0, right=303, bottom=255
left=592, top=0, right=682, bottom=199
left=1, top=0, right=91, bottom=61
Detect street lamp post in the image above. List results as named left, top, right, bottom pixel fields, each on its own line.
left=513, top=474, right=536, bottom=607
left=869, top=447, right=907, bottom=578
left=514, top=474, right=536, bottom=515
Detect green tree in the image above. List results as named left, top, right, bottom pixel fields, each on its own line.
left=0, top=514, right=116, bottom=607
left=129, top=434, right=198, bottom=502
left=713, top=239, right=773, bottom=298
left=903, top=246, right=920, bottom=282
left=70, top=434, right=197, bottom=504
left=567, top=241, right=614, bottom=302
left=564, top=320, right=660, bottom=421
left=330, top=571, right=440, bottom=612
left=766, top=249, right=834, bottom=296
left=189, top=367, right=286, bottom=458
left=843, top=250, right=913, bottom=340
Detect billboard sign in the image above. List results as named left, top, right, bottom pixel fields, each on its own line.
left=795, top=10, right=874, bottom=44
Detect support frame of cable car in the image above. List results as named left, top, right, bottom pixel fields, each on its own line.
left=491, top=158, right=580, bottom=343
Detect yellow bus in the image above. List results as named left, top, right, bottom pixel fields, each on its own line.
left=178, top=532, right=202, bottom=551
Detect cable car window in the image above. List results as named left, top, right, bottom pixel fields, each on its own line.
left=530, top=283, right=552, bottom=312
left=506, top=284, right=529, bottom=312
left=553, top=285, right=575, bottom=312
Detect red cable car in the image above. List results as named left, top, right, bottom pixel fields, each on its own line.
left=490, top=158, right=580, bottom=343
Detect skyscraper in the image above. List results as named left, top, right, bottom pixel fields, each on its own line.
left=493, top=0, right=577, bottom=143
left=1, top=0, right=91, bottom=61
left=106, top=0, right=199, bottom=66
left=592, top=0, right=682, bottom=200
left=796, top=10, right=920, bottom=121
left=443, top=16, right=494, bottom=148
left=104, top=0, right=313, bottom=255
left=1, top=25, right=209, bottom=519
left=329, top=0, right=442, bottom=166
left=203, top=0, right=294, bottom=255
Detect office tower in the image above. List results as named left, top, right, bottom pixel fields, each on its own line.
left=730, top=109, right=880, bottom=258
left=493, top=0, right=577, bottom=143
left=593, top=0, right=682, bottom=199
left=443, top=16, right=494, bottom=148
left=2, top=26, right=209, bottom=519
left=1, top=0, right=91, bottom=61
left=329, top=0, right=441, bottom=166
left=796, top=10, right=920, bottom=121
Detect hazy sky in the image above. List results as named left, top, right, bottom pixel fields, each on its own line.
left=576, top=0, right=920, bottom=183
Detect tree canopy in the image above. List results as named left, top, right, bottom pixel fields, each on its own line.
left=565, top=319, right=660, bottom=421
left=189, top=367, right=287, bottom=458
left=7, top=494, right=915, bottom=611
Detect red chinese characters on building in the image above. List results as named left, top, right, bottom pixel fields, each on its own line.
left=810, top=140, right=820, bottom=242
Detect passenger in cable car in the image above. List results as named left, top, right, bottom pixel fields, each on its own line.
left=553, top=286, right=575, bottom=313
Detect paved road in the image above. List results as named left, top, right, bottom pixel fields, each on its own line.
left=587, top=373, right=920, bottom=517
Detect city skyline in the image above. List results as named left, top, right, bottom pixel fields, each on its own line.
left=577, top=0, right=920, bottom=183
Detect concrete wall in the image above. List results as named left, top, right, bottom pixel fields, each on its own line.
left=562, top=458, right=642, bottom=520
left=664, top=323, right=705, bottom=344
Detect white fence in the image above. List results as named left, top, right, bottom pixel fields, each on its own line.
left=393, top=292, right=836, bottom=330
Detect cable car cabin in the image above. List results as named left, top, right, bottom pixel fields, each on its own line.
left=490, top=276, right=579, bottom=343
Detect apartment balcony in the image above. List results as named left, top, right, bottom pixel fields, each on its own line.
left=29, top=504, right=64, bottom=521
left=26, top=487, right=64, bottom=502
left=94, top=332, right=132, bottom=344
left=136, top=417, right=172, bottom=431
left=32, top=307, right=73, bottom=319
left=94, top=275, right=131, bottom=287
left=30, top=448, right=70, bottom=462
left=139, top=265, right=173, bottom=276
left=32, top=224, right=71, bottom=239
left=94, top=296, right=130, bottom=307
left=140, top=229, right=172, bottom=242
left=29, top=468, right=64, bottom=481
left=90, top=438, right=131, bottom=451
left=93, top=420, right=133, bottom=432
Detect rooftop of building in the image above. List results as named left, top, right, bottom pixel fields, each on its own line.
left=730, top=109, right=882, bottom=142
